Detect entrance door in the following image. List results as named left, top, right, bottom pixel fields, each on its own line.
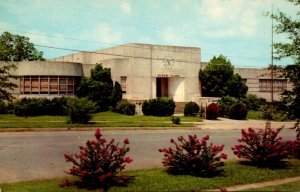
left=156, top=78, right=168, bottom=97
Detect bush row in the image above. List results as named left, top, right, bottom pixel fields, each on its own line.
left=14, top=97, right=68, bottom=116
left=64, top=127, right=299, bottom=191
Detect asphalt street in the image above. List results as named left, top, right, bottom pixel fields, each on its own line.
left=0, top=123, right=297, bottom=183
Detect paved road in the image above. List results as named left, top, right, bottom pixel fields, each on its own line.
left=0, top=121, right=297, bottom=183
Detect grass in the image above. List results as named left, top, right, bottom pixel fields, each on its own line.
left=247, top=110, right=291, bottom=121
left=1, top=159, right=300, bottom=192
left=0, top=112, right=202, bottom=129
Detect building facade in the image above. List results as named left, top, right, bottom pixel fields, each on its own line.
left=0, top=43, right=292, bottom=105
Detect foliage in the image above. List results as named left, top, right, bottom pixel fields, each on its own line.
left=199, top=54, right=247, bottom=98
left=159, top=134, right=227, bottom=177
left=142, top=97, right=175, bottom=116
left=217, top=96, right=238, bottom=117
left=184, top=101, right=200, bottom=116
left=0, top=100, right=13, bottom=114
left=0, top=63, right=18, bottom=102
left=3, top=159, right=300, bottom=192
left=76, top=64, right=113, bottom=111
left=64, top=129, right=133, bottom=190
left=241, top=94, right=267, bottom=111
left=228, top=102, right=248, bottom=120
left=206, top=103, right=220, bottom=120
left=271, top=0, right=300, bottom=119
left=231, top=127, right=296, bottom=167
left=111, top=81, right=123, bottom=109
left=171, top=116, right=180, bottom=124
left=260, top=104, right=275, bottom=120
left=0, top=31, right=44, bottom=61
left=114, top=99, right=136, bottom=115
left=226, top=73, right=249, bottom=98
left=65, top=97, right=96, bottom=124
left=14, top=97, right=67, bottom=117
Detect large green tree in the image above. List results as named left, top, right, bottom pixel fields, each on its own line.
left=0, top=64, right=17, bottom=101
left=0, top=31, right=44, bottom=61
left=272, top=0, right=300, bottom=118
left=76, top=64, right=113, bottom=111
left=199, top=55, right=248, bottom=98
left=0, top=32, right=44, bottom=102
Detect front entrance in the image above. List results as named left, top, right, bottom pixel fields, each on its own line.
left=156, top=78, right=168, bottom=97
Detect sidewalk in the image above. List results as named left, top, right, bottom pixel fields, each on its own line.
left=196, top=118, right=297, bottom=130
left=210, top=176, right=300, bottom=191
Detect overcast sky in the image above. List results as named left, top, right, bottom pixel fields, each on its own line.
left=0, top=0, right=298, bottom=68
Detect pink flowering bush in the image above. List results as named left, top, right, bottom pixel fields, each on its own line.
left=159, top=134, right=227, bottom=177
left=231, top=127, right=296, bottom=167
left=63, top=129, right=133, bottom=190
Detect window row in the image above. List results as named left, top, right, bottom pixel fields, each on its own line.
left=259, top=79, right=287, bottom=93
left=20, top=76, right=79, bottom=95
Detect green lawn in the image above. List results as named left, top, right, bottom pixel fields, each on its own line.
left=0, top=112, right=202, bottom=129
left=1, top=159, right=300, bottom=192
left=247, top=110, right=290, bottom=121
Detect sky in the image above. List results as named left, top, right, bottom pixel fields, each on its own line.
left=0, top=0, right=298, bottom=68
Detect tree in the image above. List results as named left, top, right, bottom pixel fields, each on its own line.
left=0, top=31, right=44, bottom=61
left=76, top=64, right=113, bottom=111
left=0, top=63, right=17, bottom=102
left=199, top=55, right=248, bottom=98
left=111, top=81, right=123, bottom=108
left=272, top=0, right=300, bottom=118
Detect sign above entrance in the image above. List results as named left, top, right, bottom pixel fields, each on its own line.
left=157, top=74, right=181, bottom=77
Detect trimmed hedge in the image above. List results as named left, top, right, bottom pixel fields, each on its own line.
left=228, top=102, right=248, bottom=120
left=114, top=99, right=136, bottom=115
left=14, top=97, right=68, bottom=117
left=206, top=103, right=220, bottom=120
left=184, top=101, right=200, bottom=116
left=142, top=97, right=175, bottom=116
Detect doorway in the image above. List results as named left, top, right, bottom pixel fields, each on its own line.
left=156, top=78, right=168, bottom=97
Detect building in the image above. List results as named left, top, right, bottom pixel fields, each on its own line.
left=0, top=43, right=292, bottom=106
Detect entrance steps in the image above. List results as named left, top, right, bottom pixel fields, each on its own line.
left=175, top=102, right=186, bottom=113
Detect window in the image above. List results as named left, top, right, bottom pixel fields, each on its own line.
left=120, top=76, right=127, bottom=93
left=20, top=76, right=78, bottom=95
left=259, top=79, right=287, bottom=93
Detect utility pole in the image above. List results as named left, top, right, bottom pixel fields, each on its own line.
left=271, top=4, right=274, bottom=103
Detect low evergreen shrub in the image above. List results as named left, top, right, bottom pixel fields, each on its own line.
left=159, top=134, right=227, bottom=177
left=114, top=99, right=136, bottom=115
left=241, top=94, right=267, bottom=111
left=228, top=102, right=248, bottom=120
left=63, top=129, right=133, bottom=190
left=171, top=116, right=180, bottom=124
left=206, top=103, right=220, bottom=120
left=184, top=101, right=199, bottom=116
left=217, top=96, right=238, bottom=117
left=65, top=97, right=96, bottom=124
left=142, top=97, right=175, bottom=116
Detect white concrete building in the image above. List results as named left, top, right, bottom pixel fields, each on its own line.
left=1, top=43, right=292, bottom=106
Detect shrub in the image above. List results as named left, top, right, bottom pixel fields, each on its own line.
left=206, top=103, right=220, bottom=120
left=171, top=116, right=180, bottom=124
left=111, top=81, right=123, bottom=109
left=64, top=129, right=133, bottom=190
left=14, top=97, right=68, bottom=116
left=184, top=101, right=200, bottom=116
left=0, top=101, right=10, bottom=114
left=114, top=99, right=136, bottom=115
left=228, top=102, right=248, bottom=120
left=231, top=127, right=296, bottom=167
left=159, top=134, right=227, bottom=177
left=142, top=97, right=175, bottom=116
left=241, top=94, right=266, bottom=111
left=65, top=97, right=96, bottom=124
left=260, top=104, right=275, bottom=120
left=217, top=96, right=238, bottom=117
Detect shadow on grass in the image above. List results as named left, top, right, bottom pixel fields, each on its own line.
left=237, top=160, right=291, bottom=170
